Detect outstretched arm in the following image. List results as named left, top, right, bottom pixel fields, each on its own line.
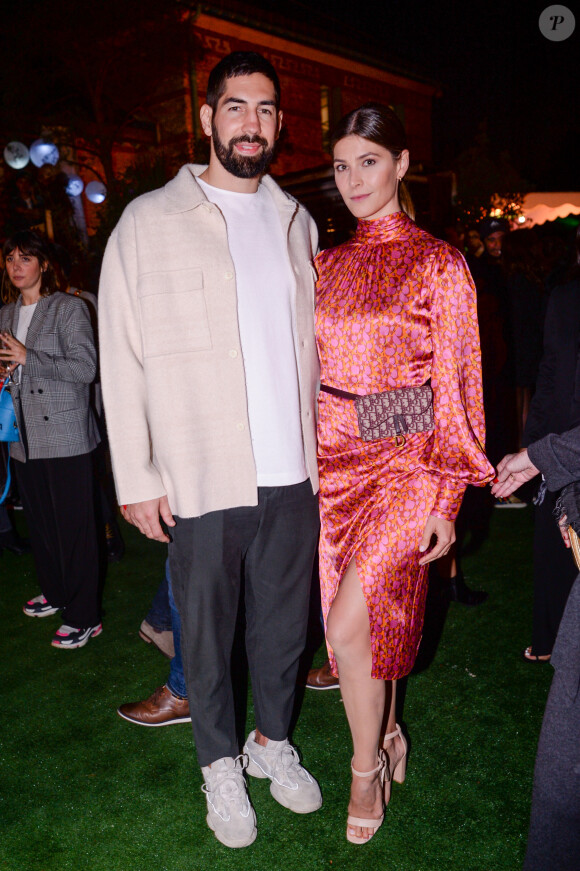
left=492, top=449, right=540, bottom=499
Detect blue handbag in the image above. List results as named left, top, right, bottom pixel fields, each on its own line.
left=0, top=377, right=19, bottom=442
left=0, top=377, right=19, bottom=504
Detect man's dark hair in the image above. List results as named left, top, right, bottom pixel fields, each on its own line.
left=205, top=51, right=280, bottom=111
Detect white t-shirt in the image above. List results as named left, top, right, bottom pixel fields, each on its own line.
left=13, top=302, right=37, bottom=385
left=15, top=302, right=37, bottom=345
left=197, top=177, right=307, bottom=487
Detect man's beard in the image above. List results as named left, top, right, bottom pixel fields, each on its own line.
left=212, top=124, right=276, bottom=179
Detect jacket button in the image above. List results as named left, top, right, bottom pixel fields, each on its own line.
left=38, top=389, right=43, bottom=394
left=225, top=271, right=233, bottom=280
left=30, top=390, right=34, bottom=394
left=229, top=349, right=238, bottom=358
left=43, top=416, right=49, bottom=421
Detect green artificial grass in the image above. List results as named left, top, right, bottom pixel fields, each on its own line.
left=0, top=507, right=553, bottom=871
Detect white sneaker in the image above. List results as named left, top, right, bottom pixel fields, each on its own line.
left=243, top=730, right=322, bottom=814
left=201, top=755, right=257, bottom=848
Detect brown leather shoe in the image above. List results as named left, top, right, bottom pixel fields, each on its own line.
left=306, top=660, right=340, bottom=690
left=139, top=619, right=175, bottom=659
left=117, top=685, right=190, bottom=726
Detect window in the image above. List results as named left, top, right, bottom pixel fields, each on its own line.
left=321, top=86, right=342, bottom=153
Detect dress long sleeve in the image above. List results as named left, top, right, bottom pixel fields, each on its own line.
left=429, top=247, right=494, bottom=519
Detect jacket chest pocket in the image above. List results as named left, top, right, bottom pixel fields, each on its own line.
left=138, top=268, right=212, bottom=358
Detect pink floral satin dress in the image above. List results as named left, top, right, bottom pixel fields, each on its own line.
left=315, top=212, right=494, bottom=680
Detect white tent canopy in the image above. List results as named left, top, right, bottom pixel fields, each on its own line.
left=522, top=192, right=580, bottom=226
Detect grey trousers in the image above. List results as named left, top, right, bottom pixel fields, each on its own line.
left=531, top=492, right=577, bottom=656
left=169, top=480, right=319, bottom=767
left=523, top=573, right=580, bottom=871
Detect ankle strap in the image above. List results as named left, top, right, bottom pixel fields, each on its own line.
left=383, top=724, right=402, bottom=742
left=351, top=752, right=386, bottom=778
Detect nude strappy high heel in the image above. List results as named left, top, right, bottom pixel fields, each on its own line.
left=383, top=723, right=407, bottom=804
left=346, top=752, right=387, bottom=845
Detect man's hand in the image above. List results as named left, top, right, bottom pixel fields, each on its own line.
left=492, top=449, right=540, bottom=499
left=121, top=496, right=175, bottom=543
left=418, top=514, right=455, bottom=565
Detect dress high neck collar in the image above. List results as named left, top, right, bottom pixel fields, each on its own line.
left=354, top=211, right=413, bottom=244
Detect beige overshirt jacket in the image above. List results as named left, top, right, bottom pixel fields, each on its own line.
left=98, top=164, right=319, bottom=518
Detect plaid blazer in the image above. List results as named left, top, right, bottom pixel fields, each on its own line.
left=0, top=292, right=100, bottom=461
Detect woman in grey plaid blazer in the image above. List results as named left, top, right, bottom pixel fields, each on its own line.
left=0, top=230, right=102, bottom=649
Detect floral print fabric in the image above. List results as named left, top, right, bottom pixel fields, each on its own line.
left=315, top=211, right=494, bottom=679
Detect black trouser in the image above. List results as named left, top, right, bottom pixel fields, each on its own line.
left=169, top=480, right=320, bottom=767
left=532, top=491, right=578, bottom=655
left=14, top=452, right=101, bottom=627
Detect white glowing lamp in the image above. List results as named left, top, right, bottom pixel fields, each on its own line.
left=3, top=141, right=30, bottom=169
left=85, top=180, right=107, bottom=203
left=29, top=138, right=60, bottom=167
left=517, top=215, right=526, bottom=224
left=66, top=175, right=84, bottom=197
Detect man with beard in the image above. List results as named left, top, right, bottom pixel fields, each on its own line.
left=98, top=52, right=321, bottom=848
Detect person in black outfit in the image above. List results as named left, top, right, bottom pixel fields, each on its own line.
left=493, top=426, right=580, bottom=871
left=468, top=217, right=519, bottom=468
left=521, top=225, right=580, bottom=661
left=502, top=229, right=545, bottom=448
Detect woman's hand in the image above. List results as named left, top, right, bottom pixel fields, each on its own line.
left=418, top=514, right=455, bottom=565
left=0, top=331, right=26, bottom=374
left=492, top=449, right=540, bottom=498
left=557, top=513, right=571, bottom=549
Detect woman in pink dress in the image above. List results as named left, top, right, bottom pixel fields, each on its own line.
left=315, top=104, right=494, bottom=844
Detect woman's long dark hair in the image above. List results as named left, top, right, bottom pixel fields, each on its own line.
left=2, top=230, right=59, bottom=304
left=330, top=102, right=415, bottom=220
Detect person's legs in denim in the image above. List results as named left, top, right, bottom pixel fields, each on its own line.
left=166, top=561, right=187, bottom=698
left=144, top=570, right=172, bottom=632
